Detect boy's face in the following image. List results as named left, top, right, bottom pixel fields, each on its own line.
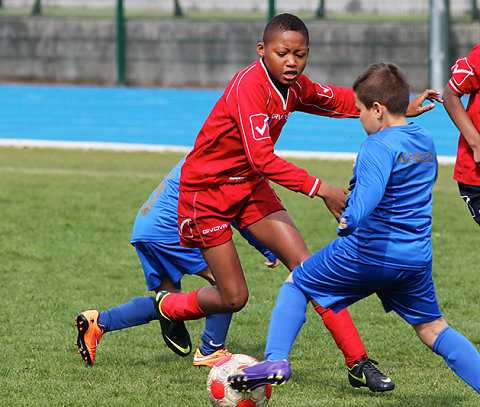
left=257, top=30, right=309, bottom=86
left=354, top=92, right=382, bottom=135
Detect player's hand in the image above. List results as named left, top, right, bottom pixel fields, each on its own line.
left=264, top=259, right=280, bottom=268
left=316, top=182, right=348, bottom=221
left=406, top=89, right=443, bottom=117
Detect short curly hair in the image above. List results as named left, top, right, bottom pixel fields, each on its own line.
left=263, top=13, right=309, bottom=45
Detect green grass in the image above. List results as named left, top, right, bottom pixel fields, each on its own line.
left=0, top=147, right=479, bottom=406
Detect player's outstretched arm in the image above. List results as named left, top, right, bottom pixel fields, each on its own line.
left=443, top=85, right=480, bottom=168
left=406, top=89, right=443, bottom=117
left=316, top=182, right=348, bottom=221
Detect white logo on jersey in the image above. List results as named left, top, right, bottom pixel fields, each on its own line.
left=250, top=113, right=271, bottom=140
left=271, top=113, right=290, bottom=120
left=316, top=84, right=334, bottom=99
left=202, top=223, right=228, bottom=235
left=179, top=217, right=194, bottom=238
left=451, top=57, right=474, bottom=88
left=255, top=116, right=269, bottom=136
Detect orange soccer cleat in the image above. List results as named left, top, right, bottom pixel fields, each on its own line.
left=193, top=347, right=232, bottom=368
left=74, top=310, right=104, bottom=365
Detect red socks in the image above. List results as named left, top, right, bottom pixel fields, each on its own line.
left=314, top=304, right=367, bottom=368
left=160, top=290, right=367, bottom=367
left=160, top=288, right=207, bottom=321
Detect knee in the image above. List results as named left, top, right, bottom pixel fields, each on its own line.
left=222, top=291, right=249, bottom=313
left=413, top=317, right=448, bottom=349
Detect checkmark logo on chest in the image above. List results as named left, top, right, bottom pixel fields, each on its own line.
left=255, top=117, right=269, bottom=136
left=250, top=113, right=270, bottom=140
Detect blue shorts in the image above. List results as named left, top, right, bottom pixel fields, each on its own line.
left=293, top=239, right=442, bottom=325
left=133, top=241, right=207, bottom=291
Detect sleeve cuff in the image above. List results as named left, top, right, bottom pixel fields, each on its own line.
left=301, top=176, right=322, bottom=197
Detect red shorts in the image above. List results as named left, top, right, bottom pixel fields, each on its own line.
left=177, top=177, right=284, bottom=248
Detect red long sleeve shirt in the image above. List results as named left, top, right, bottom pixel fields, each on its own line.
left=448, top=43, right=480, bottom=186
left=180, top=59, right=359, bottom=197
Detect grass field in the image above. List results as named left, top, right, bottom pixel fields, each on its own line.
left=0, top=146, right=479, bottom=406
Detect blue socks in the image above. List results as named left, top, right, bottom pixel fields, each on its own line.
left=199, top=313, right=233, bottom=355
left=264, top=281, right=308, bottom=361
left=98, top=296, right=157, bottom=332
left=433, top=326, right=480, bottom=393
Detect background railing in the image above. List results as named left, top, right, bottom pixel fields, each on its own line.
left=1, top=0, right=478, bottom=20
left=0, top=1, right=478, bottom=90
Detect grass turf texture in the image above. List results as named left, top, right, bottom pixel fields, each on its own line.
left=0, top=146, right=479, bottom=406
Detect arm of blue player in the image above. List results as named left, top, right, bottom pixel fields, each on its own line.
left=231, top=221, right=278, bottom=266
left=337, top=138, right=394, bottom=236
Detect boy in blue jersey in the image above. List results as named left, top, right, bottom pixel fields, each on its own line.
left=228, top=62, right=480, bottom=394
left=74, top=156, right=278, bottom=367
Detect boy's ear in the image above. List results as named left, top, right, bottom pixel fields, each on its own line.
left=257, top=42, right=265, bottom=58
left=372, top=101, right=384, bottom=117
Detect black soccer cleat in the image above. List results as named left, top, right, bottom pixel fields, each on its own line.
left=348, top=357, right=395, bottom=392
left=154, top=291, right=192, bottom=357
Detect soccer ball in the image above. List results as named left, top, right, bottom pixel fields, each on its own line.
left=206, top=354, right=272, bottom=407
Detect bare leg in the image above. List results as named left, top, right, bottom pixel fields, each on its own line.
left=245, top=210, right=310, bottom=270
left=196, top=266, right=216, bottom=286
left=414, top=317, right=480, bottom=393
left=412, top=317, right=448, bottom=348
left=198, top=239, right=249, bottom=315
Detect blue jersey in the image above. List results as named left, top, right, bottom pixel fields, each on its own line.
left=131, top=157, right=186, bottom=244
left=337, top=123, right=437, bottom=269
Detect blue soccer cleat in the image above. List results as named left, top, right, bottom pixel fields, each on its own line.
left=228, top=359, right=291, bottom=392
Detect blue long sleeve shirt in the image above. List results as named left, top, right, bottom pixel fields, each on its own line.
left=337, top=123, right=437, bottom=270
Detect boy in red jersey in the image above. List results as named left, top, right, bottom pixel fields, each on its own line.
left=443, top=43, right=480, bottom=226
left=156, top=13, right=441, bottom=391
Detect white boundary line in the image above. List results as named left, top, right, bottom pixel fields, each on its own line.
left=0, top=138, right=192, bottom=154
left=0, top=138, right=456, bottom=165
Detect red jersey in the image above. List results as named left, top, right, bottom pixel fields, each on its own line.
left=448, top=43, right=480, bottom=185
left=180, top=59, right=359, bottom=197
